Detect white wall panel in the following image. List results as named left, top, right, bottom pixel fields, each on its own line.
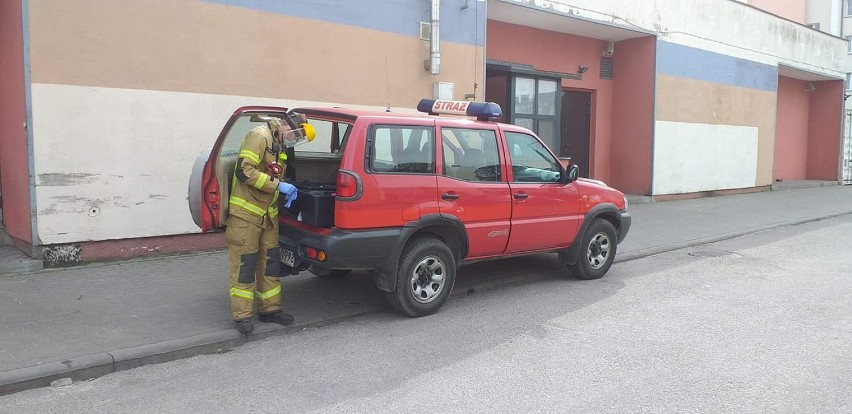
left=30, top=83, right=391, bottom=244
left=652, top=121, right=759, bottom=195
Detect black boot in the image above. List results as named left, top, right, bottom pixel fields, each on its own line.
left=259, top=311, right=294, bottom=325
left=235, top=319, right=254, bottom=333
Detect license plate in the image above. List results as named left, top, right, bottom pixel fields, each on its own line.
left=280, top=248, right=296, bottom=267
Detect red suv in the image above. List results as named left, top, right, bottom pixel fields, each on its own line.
left=189, top=100, right=631, bottom=317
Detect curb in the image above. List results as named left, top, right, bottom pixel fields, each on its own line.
left=2, top=209, right=851, bottom=396
left=616, top=210, right=852, bottom=263
left=0, top=353, right=114, bottom=396
left=110, top=330, right=245, bottom=373
left=0, top=311, right=376, bottom=396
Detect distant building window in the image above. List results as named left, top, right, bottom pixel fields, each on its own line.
left=847, top=73, right=852, bottom=91
left=848, top=0, right=852, bottom=16
left=847, top=36, right=852, bottom=53
left=806, top=22, right=820, bottom=30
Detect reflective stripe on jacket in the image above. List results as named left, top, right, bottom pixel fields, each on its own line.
left=228, top=125, right=285, bottom=226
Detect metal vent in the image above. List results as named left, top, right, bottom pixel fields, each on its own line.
left=419, top=22, right=431, bottom=41
left=600, top=57, right=614, bottom=80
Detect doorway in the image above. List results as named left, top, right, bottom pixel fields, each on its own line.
left=561, top=90, right=592, bottom=177
left=485, top=66, right=561, bottom=154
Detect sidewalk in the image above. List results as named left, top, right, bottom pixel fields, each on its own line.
left=2, top=185, right=851, bottom=395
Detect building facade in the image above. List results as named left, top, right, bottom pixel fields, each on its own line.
left=0, top=0, right=847, bottom=262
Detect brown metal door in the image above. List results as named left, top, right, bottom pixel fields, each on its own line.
left=560, top=90, right=591, bottom=178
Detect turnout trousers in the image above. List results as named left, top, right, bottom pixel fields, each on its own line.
left=225, top=215, right=283, bottom=321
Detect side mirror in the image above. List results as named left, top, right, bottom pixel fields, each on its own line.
left=565, top=164, right=580, bottom=183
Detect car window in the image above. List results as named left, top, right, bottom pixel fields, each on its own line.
left=219, top=114, right=351, bottom=157
left=295, top=118, right=351, bottom=155
left=505, top=131, right=562, bottom=183
left=369, top=125, right=435, bottom=174
left=220, top=115, right=270, bottom=157
left=441, top=128, right=502, bottom=182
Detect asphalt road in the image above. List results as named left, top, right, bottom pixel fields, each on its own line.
left=3, top=216, right=851, bottom=414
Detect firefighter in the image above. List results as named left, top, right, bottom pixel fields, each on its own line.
left=226, top=115, right=302, bottom=333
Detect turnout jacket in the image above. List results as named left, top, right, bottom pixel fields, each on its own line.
left=229, top=125, right=287, bottom=227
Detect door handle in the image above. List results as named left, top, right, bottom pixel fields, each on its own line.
left=513, top=192, right=529, bottom=200
left=442, top=193, right=460, bottom=201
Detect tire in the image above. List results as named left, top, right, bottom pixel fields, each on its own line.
left=308, top=266, right=352, bottom=279
left=385, top=236, right=456, bottom=317
left=568, top=218, right=618, bottom=280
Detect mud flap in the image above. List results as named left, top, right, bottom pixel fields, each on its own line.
left=374, top=271, right=396, bottom=292
left=279, top=255, right=308, bottom=276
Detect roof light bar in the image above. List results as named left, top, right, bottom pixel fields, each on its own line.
left=417, top=99, right=502, bottom=121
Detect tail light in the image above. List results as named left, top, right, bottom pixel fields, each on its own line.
left=336, top=170, right=361, bottom=200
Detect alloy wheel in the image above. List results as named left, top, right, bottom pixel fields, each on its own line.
left=409, top=256, right=446, bottom=303
left=586, top=232, right=611, bottom=270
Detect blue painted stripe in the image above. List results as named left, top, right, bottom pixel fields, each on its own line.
left=657, top=41, right=778, bottom=92
left=202, top=0, right=485, bottom=46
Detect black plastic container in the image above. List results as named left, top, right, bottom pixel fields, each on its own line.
left=282, top=183, right=336, bottom=227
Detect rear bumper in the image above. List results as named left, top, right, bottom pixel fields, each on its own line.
left=278, top=222, right=401, bottom=272
left=618, top=210, right=632, bottom=243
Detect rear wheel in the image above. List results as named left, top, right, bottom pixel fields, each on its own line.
left=568, top=218, right=617, bottom=280
left=386, top=236, right=456, bottom=317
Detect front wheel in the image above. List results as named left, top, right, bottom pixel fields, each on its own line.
left=568, top=218, right=617, bottom=280
left=386, top=236, right=456, bottom=317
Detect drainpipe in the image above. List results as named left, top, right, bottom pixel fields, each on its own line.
left=22, top=0, right=40, bottom=256
left=429, top=0, right=440, bottom=75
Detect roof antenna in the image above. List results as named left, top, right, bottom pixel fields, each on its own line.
left=385, top=55, right=392, bottom=112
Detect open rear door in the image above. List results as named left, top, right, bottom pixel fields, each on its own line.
left=189, top=106, right=289, bottom=231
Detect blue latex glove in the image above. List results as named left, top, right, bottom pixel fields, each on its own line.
left=277, top=181, right=298, bottom=208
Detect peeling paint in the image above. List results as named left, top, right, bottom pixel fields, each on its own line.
left=49, top=195, right=90, bottom=203
left=42, top=244, right=82, bottom=267
left=42, top=195, right=106, bottom=216
left=119, top=245, right=163, bottom=255
left=148, top=194, right=167, bottom=200
left=37, top=173, right=97, bottom=186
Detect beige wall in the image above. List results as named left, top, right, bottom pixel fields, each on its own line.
left=655, top=75, right=777, bottom=188
left=749, top=0, right=807, bottom=24
left=30, top=0, right=482, bottom=107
